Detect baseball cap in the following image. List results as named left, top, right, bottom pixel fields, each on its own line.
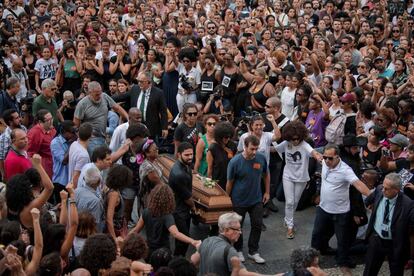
left=340, top=93, right=356, bottom=103
left=374, top=56, right=385, bottom=63
left=389, top=134, right=409, bottom=148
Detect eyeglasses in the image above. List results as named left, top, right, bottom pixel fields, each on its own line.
left=228, top=227, right=242, bottom=232
left=323, top=155, right=336, bottom=160
left=207, top=122, right=216, bottom=126
left=358, top=65, right=366, bottom=68
left=187, top=112, right=197, bottom=116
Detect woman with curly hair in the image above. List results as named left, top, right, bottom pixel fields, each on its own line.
left=274, top=121, right=322, bottom=239
left=105, top=164, right=133, bottom=240
left=376, top=107, right=399, bottom=148
left=79, top=233, right=117, bottom=276
left=130, top=184, right=200, bottom=256
left=6, top=155, right=54, bottom=229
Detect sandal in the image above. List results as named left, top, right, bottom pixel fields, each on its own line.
left=287, top=228, right=295, bottom=239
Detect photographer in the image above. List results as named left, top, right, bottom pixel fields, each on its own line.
left=203, top=85, right=224, bottom=115
left=177, top=48, right=201, bottom=114
left=58, top=90, right=76, bottom=121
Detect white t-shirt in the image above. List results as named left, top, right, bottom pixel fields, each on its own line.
left=280, top=87, right=296, bottom=120
left=320, top=160, right=359, bottom=214
left=274, top=140, right=314, bottom=182
left=238, top=132, right=273, bottom=165
left=68, top=140, right=90, bottom=183
left=34, top=57, right=57, bottom=80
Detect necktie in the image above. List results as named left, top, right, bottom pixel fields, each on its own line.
left=139, top=90, right=146, bottom=116
left=383, top=199, right=390, bottom=224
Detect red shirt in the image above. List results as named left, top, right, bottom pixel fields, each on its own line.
left=4, top=148, right=32, bottom=181
left=27, top=124, right=57, bottom=178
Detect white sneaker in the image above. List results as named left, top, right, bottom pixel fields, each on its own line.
left=248, top=253, right=266, bottom=264
left=237, top=251, right=245, bottom=262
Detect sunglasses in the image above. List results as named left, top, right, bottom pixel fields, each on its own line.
left=265, top=104, right=272, bottom=108
left=322, top=156, right=335, bottom=161
left=187, top=112, right=197, bottom=116
left=208, top=27, right=216, bottom=30
left=358, top=65, right=366, bottom=68
left=207, top=122, right=216, bottom=126
left=392, top=30, right=400, bottom=33
left=275, top=32, right=282, bottom=35
left=333, top=67, right=343, bottom=71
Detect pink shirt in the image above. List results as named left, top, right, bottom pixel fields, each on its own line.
left=4, top=148, right=32, bottom=181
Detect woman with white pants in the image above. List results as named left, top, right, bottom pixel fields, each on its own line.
left=275, top=121, right=322, bottom=239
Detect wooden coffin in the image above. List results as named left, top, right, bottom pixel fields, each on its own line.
left=157, top=155, right=233, bottom=224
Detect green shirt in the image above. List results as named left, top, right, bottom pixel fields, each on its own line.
left=64, top=59, right=81, bottom=79
left=32, top=94, right=59, bottom=127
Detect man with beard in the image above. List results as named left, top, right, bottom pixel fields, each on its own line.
left=74, top=81, right=128, bottom=156
left=168, top=142, right=195, bottom=257
left=373, top=56, right=394, bottom=79
left=202, top=21, right=222, bottom=49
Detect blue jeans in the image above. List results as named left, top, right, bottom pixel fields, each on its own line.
left=311, top=206, right=352, bottom=266
left=87, top=137, right=106, bottom=158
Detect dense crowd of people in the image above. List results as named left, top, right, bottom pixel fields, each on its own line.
left=1, top=0, right=414, bottom=275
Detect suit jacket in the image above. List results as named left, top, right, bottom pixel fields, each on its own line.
left=113, top=85, right=168, bottom=137
left=365, top=186, right=414, bottom=262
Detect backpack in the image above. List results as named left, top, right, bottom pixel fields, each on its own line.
left=325, top=113, right=346, bottom=145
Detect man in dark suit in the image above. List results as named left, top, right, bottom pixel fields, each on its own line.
left=113, top=71, right=168, bottom=141
left=363, top=172, right=414, bottom=276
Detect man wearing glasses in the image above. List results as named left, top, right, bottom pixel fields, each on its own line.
left=311, top=144, right=371, bottom=275
left=32, top=78, right=63, bottom=128
left=191, top=212, right=266, bottom=276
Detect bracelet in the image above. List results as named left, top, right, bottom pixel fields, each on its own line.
left=69, top=199, right=76, bottom=204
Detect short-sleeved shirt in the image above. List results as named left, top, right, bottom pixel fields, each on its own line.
left=32, top=94, right=60, bottom=127
left=68, top=140, right=90, bottom=183
left=109, top=55, right=132, bottom=81
left=208, top=141, right=237, bottom=190
left=227, top=153, right=267, bottom=207
left=142, top=208, right=175, bottom=251
left=238, top=132, right=273, bottom=166
left=320, top=160, right=359, bottom=214
left=4, top=148, right=32, bottom=181
left=168, top=160, right=193, bottom=216
left=198, top=235, right=245, bottom=276
left=34, top=58, right=57, bottom=80
left=274, top=140, right=314, bottom=182
left=305, top=110, right=329, bottom=148
left=174, top=123, right=202, bottom=151
left=74, top=94, right=116, bottom=138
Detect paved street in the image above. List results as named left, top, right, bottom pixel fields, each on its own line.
left=187, top=199, right=412, bottom=275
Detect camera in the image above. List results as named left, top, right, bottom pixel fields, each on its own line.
left=20, top=93, right=35, bottom=112
left=68, top=99, right=78, bottom=108
left=179, top=74, right=192, bottom=91
left=237, top=110, right=262, bottom=135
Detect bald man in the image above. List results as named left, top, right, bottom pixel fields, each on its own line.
left=10, top=58, right=30, bottom=102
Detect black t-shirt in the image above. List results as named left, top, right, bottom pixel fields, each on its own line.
left=168, top=161, right=192, bottom=216
left=142, top=208, right=175, bottom=251
left=109, top=55, right=132, bottom=81
left=122, top=150, right=141, bottom=187
left=174, top=122, right=202, bottom=151
left=208, top=141, right=237, bottom=190
left=362, top=146, right=382, bottom=167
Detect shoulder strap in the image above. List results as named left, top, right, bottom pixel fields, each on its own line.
left=6, top=8, right=19, bottom=19
left=278, top=117, right=289, bottom=129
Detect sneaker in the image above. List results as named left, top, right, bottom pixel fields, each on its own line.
left=237, top=251, right=245, bottom=263
left=248, top=253, right=266, bottom=264
left=287, top=228, right=295, bottom=239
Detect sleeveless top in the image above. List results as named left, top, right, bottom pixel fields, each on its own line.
left=64, top=59, right=81, bottom=79
left=251, top=82, right=268, bottom=112
left=197, top=134, right=209, bottom=176
left=104, top=189, right=125, bottom=231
